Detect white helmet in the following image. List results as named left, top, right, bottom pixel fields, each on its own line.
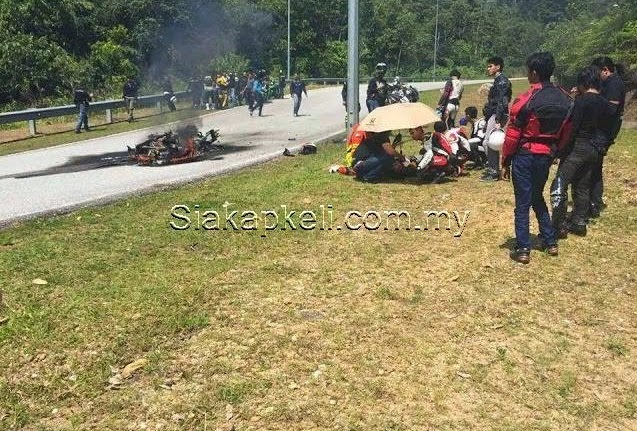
left=487, top=129, right=505, bottom=151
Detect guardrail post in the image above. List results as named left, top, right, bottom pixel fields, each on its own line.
left=105, top=109, right=113, bottom=124
left=156, top=101, right=162, bottom=113
left=28, top=120, right=37, bottom=136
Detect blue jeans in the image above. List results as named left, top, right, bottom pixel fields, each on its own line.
left=511, top=153, right=556, bottom=250
left=366, top=99, right=380, bottom=113
left=75, top=103, right=89, bottom=132
left=355, top=152, right=394, bottom=182
left=292, top=94, right=302, bottom=115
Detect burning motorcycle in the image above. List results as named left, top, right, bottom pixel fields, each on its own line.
left=127, top=125, right=222, bottom=166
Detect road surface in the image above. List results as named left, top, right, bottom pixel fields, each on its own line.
left=0, top=80, right=491, bottom=226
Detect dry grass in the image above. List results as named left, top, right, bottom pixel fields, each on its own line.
left=0, top=88, right=636, bottom=431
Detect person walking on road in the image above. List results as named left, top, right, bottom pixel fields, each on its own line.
left=290, top=75, right=308, bottom=117
left=251, top=71, right=266, bottom=117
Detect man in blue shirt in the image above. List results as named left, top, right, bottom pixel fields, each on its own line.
left=289, top=75, right=308, bottom=117
left=250, top=71, right=267, bottom=117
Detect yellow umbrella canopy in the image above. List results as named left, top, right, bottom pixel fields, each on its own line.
left=358, top=102, right=441, bottom=132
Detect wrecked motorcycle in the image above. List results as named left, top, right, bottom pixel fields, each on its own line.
left=127, top=126, right=222, bottom=166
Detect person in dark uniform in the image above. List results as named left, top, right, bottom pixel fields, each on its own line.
left=550, top=66, right=610, bottom=238
left=366, top=62, right=388, bottom=112
left=588, top=56, right=626, bottom=217
left=122, top=77, right=139, bottom=122
left=481, top=56, right=512, bottom=182
left=187, top=76, right=204, bottom=109
left=73, top=84, right=93, bottom=133
left=289, top=75, right=308, bottom=117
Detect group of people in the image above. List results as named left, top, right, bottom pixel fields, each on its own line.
left=504, top=54, right=625, bottom=263
left=72, top=69, right=310, bottom=131
left=342, top=53, right=626, bottom=264
left=188, top=70, right=308, bottom=118
left=189, top=72, right=258, bottom=111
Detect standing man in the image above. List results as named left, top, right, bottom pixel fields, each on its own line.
left=187, top=75, right=204, bottom=109
left=250, top=71, right=266, bottom=117
left=289, top=75, right=308, bottom=117
left=122, top=77, right=139, bottom=122
left=203, top=75, right=215, bottom=110
left=244, top=72, right=255, bottom=114
left=500, top=52, right=572, bottom=263
left=437, top=69, right=464, bottom=129
left=366, top=62, right=388, bottom=112
left=481, top=56, right=512, bottom=182
left=550, top=66, right=609, bottom=238
left=589, top=56, right=626, bottom=217
left=73, top=84, right=92, bottom=133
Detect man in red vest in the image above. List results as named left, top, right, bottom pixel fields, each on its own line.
left=501, top=52, right=573, bottom=264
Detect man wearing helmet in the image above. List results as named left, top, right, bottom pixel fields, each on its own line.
left=366, top=62, right=388, bottom=112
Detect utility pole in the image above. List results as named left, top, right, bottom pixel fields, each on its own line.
left=346, top=0, right=359, bottom=131
left=433, top=0, right=439, bottom=81
left=287, top=0, right=291, bottom=80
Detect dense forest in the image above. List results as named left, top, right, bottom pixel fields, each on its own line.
left=0, top=0, right=635, bottom=109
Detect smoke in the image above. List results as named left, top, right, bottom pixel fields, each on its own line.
left=146, top=0, right=277, bottom=81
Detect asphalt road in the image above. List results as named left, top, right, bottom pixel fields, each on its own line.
left=0, top=80, right=491, bottom=226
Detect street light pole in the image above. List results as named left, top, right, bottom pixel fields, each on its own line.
left=433, top=0, right=439, bottom=81
left=346, top=0, right=359, bottom=130
left=287, top=0, right=291, bottom=80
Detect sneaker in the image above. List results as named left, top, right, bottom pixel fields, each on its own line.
left=510, top=248, right=531, bottom=264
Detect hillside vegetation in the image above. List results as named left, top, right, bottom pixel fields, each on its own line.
left=1, top=0, right=635, bottom=109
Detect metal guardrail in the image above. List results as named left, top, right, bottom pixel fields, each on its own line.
left=0, top=91, right=190, bottom=135
left=0, top=78, right=424, bottom=136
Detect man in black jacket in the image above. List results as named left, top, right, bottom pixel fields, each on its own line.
left=366, top=62, right=388, bottom=113
left=122, top=77, right=139, bottom=122
left=73, top=85, right=92, bottom=133
left=481, top=56, right=512, bottom=182
left=588, top=56, right=626, bottom=217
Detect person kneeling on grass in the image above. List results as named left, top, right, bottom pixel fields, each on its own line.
left=352, top=131, right=403, bottom=183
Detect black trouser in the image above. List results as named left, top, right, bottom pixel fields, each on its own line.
left=253, top=92, right=264, bottom=115
left=550, top=140, right=599, bottom=229
left=590, top=119, right=621, bottom=208
left=589, top=154, right=604, bottom=208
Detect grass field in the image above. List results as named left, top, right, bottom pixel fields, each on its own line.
left=0, top=85, right=636, bottom=430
